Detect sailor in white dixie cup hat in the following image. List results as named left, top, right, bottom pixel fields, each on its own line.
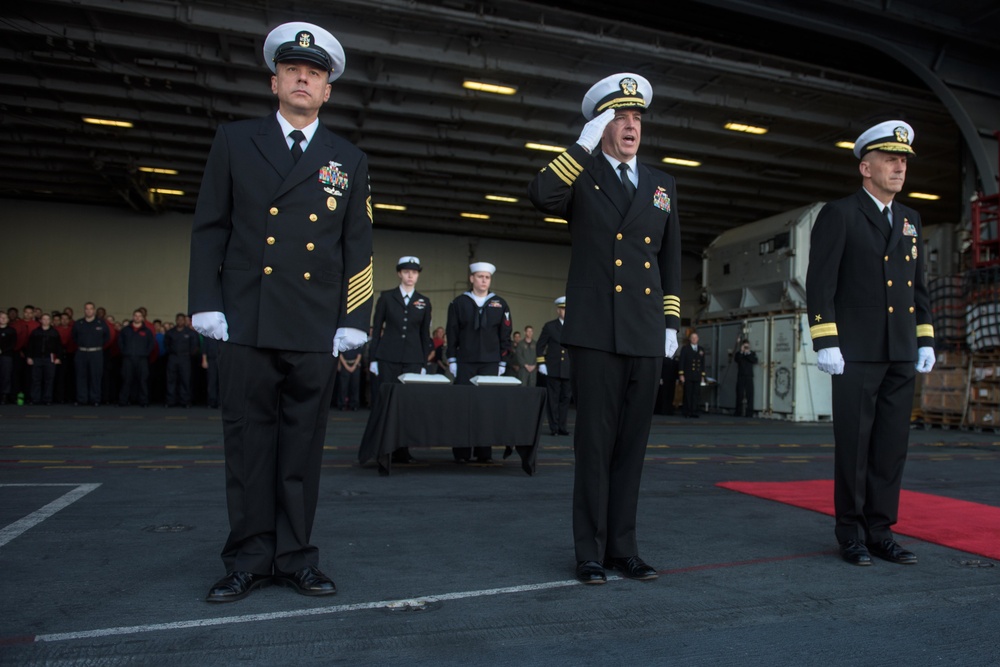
left=806, top=117, right=933, bottom=567
left=190, top=19, right=373, bottom=603
left=445, top=261, right=513, bottom=462
left=528, top=70, right=683, bottom=585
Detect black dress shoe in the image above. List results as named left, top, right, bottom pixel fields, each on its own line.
left=868, top=538, right=917, bottom=564
left=604, top=555, right=659, bottom=580
left=274, top=565, right=337, bottom=596
left=391, top=448, right=418, bottom=464
left=557, top=429, right=570, bottom=435
left=839, top=539, right=873, bottom=566
left=575, top=560, right=607, bottom=585
left=206, top=571, right=271, bottom=603
left=475, top=457, right=494, bottom=464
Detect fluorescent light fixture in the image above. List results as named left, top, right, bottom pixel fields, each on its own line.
left=908, top=192, right=940, bottom=201
left=139, top=166, right=179, bottom=175
left=724, top=122, right=768, bottom=135
left=460, top=212, right=490, bottom=220
left=149, top=188, right=184, bottom=196
left=835, top=141, right=855, bottom=150
left=525, top=142, right=565, bottom=153
left=82, top=117, right=133, bottom=128
left=661, top=157, right=701, bottom=168
left=544, top=217, right=568, bottom=224
left=485, top=194, right=519, bottom=203
left=462, top=80, right=517, bottom=96
left=374, top=203, right=407, bottom=211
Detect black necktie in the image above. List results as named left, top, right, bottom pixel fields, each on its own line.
left=618, top=163, right=636, bottom=202
left=403, top=294, right=410, bottom=306
left=882, top=204, right=892, bottom=231
left=289, top=129, right=305, bottom=162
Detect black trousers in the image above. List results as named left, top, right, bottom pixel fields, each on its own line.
left=217, top=342, right=337, bottom=575
left=832, top=360, right=915, bottom=545
left=545, top=376, right=572, bottom=433
left=75, top=350, right=103, bottom=404
left=682, top=376, right=701, bottom=416
left=453, top=361, right=499, bottom=460
left=30, top=357, right=57, bottom=404
left=0, top=355, right=12, bottom=400
left=167, top=354, right=192, bottom=406
left=119, top=356, right=149, bottom=406
left=336, top=367, right=361, bottom=409
left=569, top=346, right=660, bottom=562
left=205, top=356, right=219, bottom=407
left=735, top=375, right=754, bottom=417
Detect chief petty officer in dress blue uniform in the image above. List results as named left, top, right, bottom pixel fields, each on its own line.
left=446, top=261, right=513, bottom=463
left=806, top=120, right=935, bottom=567
left=369, top=255, right=433, bottom=463
left=536, top=296, right=572, bottom=436
left=528, top=73, right=682, bottom=585
left=189, top=21, right=374, bottom=602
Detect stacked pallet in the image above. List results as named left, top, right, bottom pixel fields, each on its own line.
left=920, top=350, right=968, bottom=427
left=968, top=354, right=1000, bottom=431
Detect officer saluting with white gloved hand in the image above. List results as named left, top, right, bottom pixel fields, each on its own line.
left=528, top=73, right=682, bottom=585
left=806, top=119, right=934, bottom=568
left=189, top=21, right=373, bottom=603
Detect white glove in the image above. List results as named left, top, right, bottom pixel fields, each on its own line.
left=817, top=347, right=845, bottom=375
left=369, top=361, right=378, bottom=375
left=538, top=364, right=548, bottom=376
left=498, top=362, right=506, bottom=376
left=448, top=361, right=457, bottom=376
left=665, top=328, right=679, bottom=358
left=916, top=346, right=935, bottom=374
left=576, top=108, right=615, bottom=153
left=420, top=367, right=427, bottom=375
left=332, top=327, right=367, bottom=357
left=191, top=311, right=229, bottom=342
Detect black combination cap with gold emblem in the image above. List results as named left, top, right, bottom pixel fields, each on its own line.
left=263, top=22, right=346, bottom=83
left=581, top=72, right=653, bottom=120
left=853, top=120, right=916, bottom=159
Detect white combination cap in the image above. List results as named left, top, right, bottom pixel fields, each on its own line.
left=582, top=73, right=652, bottom=120
left=263, top=22, right=346, bottom=83
left=853, top=120, right=915, bottom=159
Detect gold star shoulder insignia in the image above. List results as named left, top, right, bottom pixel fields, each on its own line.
left=814, top=314, right=822, bottom=322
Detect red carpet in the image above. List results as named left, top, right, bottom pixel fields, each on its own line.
left=717, top=480, right=1000, bottom=561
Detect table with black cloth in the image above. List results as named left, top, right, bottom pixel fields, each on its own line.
left=358, top=383, right=546, bottom=475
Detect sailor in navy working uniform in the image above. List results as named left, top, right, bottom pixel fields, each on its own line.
left=528, top=73, right=682, bottom=584
left=369, top=255, right=433, bottom=463
left=806, top=120, right=935, bottom=567
left=189, top=22, right=374, bottom=602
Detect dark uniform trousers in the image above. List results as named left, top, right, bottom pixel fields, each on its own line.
left=807, top=189, right=933, bottom=546
left=30, top=356, right=57, bottom=404
left=119, top=356, right=149, bottom=406
left=218, top=342, right=337, bottom=574
left=189, top=114, right=374, bottom=575
left=679, top=346, right=705, bottom=417
left=734, top=351, right=757, bottom=418
left=528, top=142, right=682, bottom=565
left=75, top=351, right=103, bottom=404
left=166, top=329, right=198, bottom=406
left=537, top=319, right=571, bottom=434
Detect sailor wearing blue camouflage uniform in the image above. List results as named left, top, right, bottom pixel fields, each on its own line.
left=528, top=73, right=682, bottom=585
left=189, top=21, right=373, bottom=602
left=806, top=119, right=935, bottom=567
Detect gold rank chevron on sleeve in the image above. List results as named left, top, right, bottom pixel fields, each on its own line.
left=346, top=258, right=374, bottom=314
left=546, top=151, right=584, bottom=187
left=663, top=294, right=680, bottom=318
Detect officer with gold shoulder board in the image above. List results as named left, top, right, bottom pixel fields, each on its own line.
left=806, top=119, right=935, bottom=567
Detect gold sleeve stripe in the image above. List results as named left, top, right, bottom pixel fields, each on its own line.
left=664, top=295, right=681, bottom=316
left=536, top=356, right=546, bottom=363
left=810, top=322, right=838, bottom=339
left=366, top=195, right=373, bottom=224
left=555, top=153, right=582, bottom=176
left=346, top=260, right=374, bottom=314
left=548, top=160, right=576, bottom=187
left=916, top=324, right=935, bottom=338
left=663, top=295, right=680, bottom=305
